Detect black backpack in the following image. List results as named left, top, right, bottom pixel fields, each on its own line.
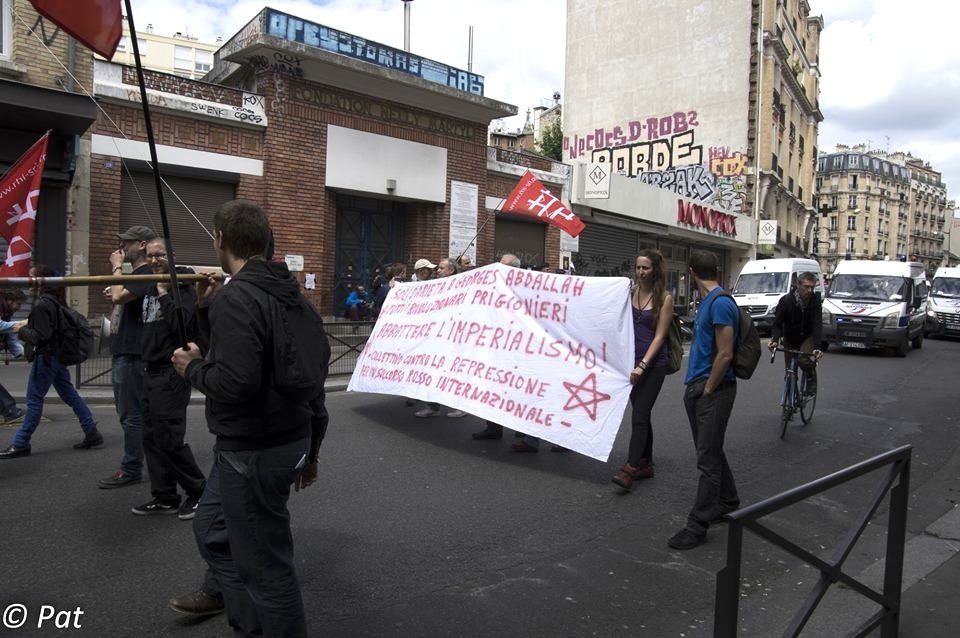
left=707, top=292, right=762, bottom=380
left=236, top=282, right=331, bottom=403
left=56, top=302, right=95, bottom=366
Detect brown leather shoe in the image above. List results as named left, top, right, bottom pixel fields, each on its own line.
left=611, top=460, right=654, bottom=490
left=168, top=589, right=224, bottom=616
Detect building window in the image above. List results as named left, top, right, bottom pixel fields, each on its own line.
left=0, top=1, right=10, bottom=59
left=847, top=216, right=856, bottom=231
left=830, top=216, right=837, bottom=230
left=174, top=45, right=193, bottom=72
left=195, top=50, right=213, bottom=74
left=847, top=237, right=855, bottom=252
left=848, top=195, right=857, bottom=209
left=850, top=174, right=858, bottom=190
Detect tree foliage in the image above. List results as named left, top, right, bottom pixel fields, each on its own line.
left=537, top=121, right=563, bottom=161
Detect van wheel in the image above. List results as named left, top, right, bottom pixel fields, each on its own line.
left=895, top=338, right=909, bottom=357
left=912, top=331, right=923, bottom=349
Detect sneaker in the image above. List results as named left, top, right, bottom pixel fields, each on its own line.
left=0, top=444, right=30, bottom=459
left=73, top=428, right=104, bottom=450
left=471, top=428, right=502, bottom=440
left=2, top=408, right=25, bottom=425
left=131, top=499, right=179, bottom=516
left=98, top=470, right=141, bottom=489
left=415, top=407, right=441, bottom=418
left=178, top=496, right=200, bottom=521
left=667, top=528, right=706, bottom=550
left=168, top=589, right=225, bottom=617
left=446, top=410, right=467, bottom=418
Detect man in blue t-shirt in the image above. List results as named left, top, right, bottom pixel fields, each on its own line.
left=668, top=251, right=740, bottom=551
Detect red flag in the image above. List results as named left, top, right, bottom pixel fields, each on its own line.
left=30, top=0, right=123, bottom=60
left=501, top=170, right=585, bottom=238
left=0, top=133, right=49, bottom=277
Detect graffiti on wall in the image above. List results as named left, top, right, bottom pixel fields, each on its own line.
left=565, top=110, right=748, bottom=214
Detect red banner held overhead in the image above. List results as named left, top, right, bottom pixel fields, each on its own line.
left=30, top=0, right=123, bottom=60
left=501, top=170, right=586, bottom=238
left=0, top=133, right=49, bottom=276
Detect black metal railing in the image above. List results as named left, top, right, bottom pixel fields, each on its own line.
left=714, top=445, right=911, bottom=637
left=77, top=320, right=376, bottom=387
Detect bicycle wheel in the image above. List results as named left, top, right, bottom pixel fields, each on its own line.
left=780, top=406, right=791, bottom=439
left=800, top=372, right=817, bottom=425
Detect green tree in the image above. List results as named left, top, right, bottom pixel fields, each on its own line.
left=537, top=121, right=563, bottom=161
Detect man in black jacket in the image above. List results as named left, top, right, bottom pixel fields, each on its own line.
left=769, top=272, right=823, bottom=394
left=172, top=200, right=323, bottom=637
left=130, top=238, right=206, bottom=519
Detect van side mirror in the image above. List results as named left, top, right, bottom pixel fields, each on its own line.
left=913, top=296, right=923, bottom=310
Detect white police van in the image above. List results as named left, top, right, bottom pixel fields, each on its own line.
left=822, top=260, right=927, bottom=356
left=925, top=266, right=960, bottom=338
left=731, top=258, right=825, bottom=333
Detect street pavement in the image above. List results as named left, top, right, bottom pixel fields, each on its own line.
left=1, top=338, right=959, bottom=637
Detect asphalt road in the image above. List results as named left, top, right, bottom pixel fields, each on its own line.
left=1, top=337, right=959, bottom=637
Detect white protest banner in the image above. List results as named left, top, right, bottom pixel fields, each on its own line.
left=348, top=263, right=634, bottom=461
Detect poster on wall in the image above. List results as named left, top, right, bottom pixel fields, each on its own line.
left=348, top=263, right=634, bottom=461
left=449, top=181, right=478, bottom=263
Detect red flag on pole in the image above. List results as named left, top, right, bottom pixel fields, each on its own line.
left=501, top=170, right=585, bottom=238
left=30, top=0, right=123, bottom=60
left=0, top=133, right=49, bottom=276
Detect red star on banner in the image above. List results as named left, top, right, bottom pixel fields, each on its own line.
left=562, top=372, right=611, bottom=421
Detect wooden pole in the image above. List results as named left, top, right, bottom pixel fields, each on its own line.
left=0, top=274, right=224, bottom=288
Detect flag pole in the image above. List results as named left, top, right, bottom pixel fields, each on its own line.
left=123, top=0, right=189, bottom=348
left=456, top=199, right=503, bottom=265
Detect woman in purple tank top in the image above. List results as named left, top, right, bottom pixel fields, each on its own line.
left=612, top=250, right=674, bottom=491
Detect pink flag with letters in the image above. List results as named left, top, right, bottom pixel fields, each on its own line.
left=501, top=170, right=586, bottom=237
left=0, top=133, right=49, bottom=276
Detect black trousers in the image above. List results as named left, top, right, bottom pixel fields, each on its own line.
left=628, top=365, right=667, bottom=465
left=142, top=366, right=205, bottom=503
left=683, top=378, right=739, bottom=535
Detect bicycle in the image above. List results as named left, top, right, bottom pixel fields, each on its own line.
left=770, top=346, right=819, bottom=439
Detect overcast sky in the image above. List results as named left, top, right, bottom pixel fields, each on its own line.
left=129, top=0, right=958, bottom=201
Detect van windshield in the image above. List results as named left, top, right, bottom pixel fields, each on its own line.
left=733, top=272, right=788, bottom=294
left=828, top=275, right=906, bottom=301
left=931, top=277, right=960, bottom=298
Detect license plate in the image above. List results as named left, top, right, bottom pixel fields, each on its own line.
left=842, top=330, right=868, bottom=338
left=841, top=341, right=867, bottom=349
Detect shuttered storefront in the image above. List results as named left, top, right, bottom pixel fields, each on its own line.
left=494, top=217, right=546, bottom=267
left=120, top=172, right=236, bottom=267
left=573, top=222, right=638, bottom=277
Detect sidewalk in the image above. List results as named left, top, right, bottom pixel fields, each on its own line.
left=0, top=358, right=352, bottom=405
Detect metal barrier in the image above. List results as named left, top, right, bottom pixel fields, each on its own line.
left=714, top=445, right=912, bottom=638
left=77, top=320, right=375, bottom=387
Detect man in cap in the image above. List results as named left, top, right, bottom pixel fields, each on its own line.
left=99, top=225, right=157, bottom=488
left=412, top=258, right=436, bottom=282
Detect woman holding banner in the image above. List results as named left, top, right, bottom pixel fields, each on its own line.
left=612, top=250, right=673, bottom=491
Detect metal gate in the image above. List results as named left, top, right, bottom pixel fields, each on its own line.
left=333, top=196, right=405, bottom=314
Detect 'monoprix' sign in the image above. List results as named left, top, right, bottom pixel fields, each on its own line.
left=265, top=9, right=485, bottom=96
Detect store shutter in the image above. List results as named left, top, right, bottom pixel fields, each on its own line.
left=573, top=222, right=638, bottom=277
left=120, top=172, right=235, bottom=266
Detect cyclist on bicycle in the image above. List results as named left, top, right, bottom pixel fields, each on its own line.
left=768, top=272, right=823, bottom=395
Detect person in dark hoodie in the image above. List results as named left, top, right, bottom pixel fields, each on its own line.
left=0, top=266, right=101, bottom=459
left=171, top=200, right=323, bottom=637
left=130, top=238, right=206, bottom=519
left=768, top=271, right=823, bottom=395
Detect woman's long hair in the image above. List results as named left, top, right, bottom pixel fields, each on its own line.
left=634, top=249, right=667, bottom=327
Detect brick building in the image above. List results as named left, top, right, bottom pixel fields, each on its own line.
left=84, top=7, right=559, bottom=316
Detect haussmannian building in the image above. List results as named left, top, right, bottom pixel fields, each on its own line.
left=814, top=144, right=950, bottom=275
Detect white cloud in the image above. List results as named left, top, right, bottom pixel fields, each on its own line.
left=129, top=0, right=565, bottom=132
left=810, top=0, right=960, bottom=196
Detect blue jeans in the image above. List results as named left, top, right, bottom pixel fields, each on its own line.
left=13, top=354, right=96, bottom=448
left=193, top=437, right=310, bottom=638
left=112, top=354, right=145, bottom=477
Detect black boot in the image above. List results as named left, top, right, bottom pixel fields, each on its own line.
left=73, top=428, right=104, bottom=450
